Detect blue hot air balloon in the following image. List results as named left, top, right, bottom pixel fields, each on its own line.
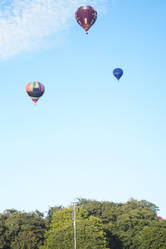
left=113, top=68, right=123, bottom=81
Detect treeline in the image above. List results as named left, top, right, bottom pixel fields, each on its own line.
left=0, top=198, right=165, bottom=249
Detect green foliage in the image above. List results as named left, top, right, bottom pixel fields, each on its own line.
left=133, top=220, right=166, bottom=249
left=78, top=198, right=159, bottom=249
left=123, top=198, right=159, bottom=215
left=46, top=206, right=64, bottom=224
left=109, top=208, right=156, bottom=249
left=77, top=199, right=103, bottom=218
left=0, top=214, right=10, bottom=249
left=0, top=198, right=164, bottom=249
left=43, top=207, right=107, bottom=249
left=0, top=210, right=47, bottom=249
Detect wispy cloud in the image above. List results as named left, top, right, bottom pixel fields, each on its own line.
left=0, top=0, right=105, bottom=58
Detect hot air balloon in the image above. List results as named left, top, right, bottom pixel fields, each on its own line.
left=75, top=6, right=97, bottom=34
left=25, top=81, right=45, bottom=103
left=113, top=68, right=123, bottom=81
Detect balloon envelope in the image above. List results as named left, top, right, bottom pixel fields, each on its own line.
left=113, top=68, right=123, bottom=80
left=25, top=81, right=45, bottom=103
left=75, top=6, right=97, bottom=34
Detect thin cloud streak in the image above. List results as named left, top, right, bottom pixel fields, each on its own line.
left=0, top=0, right=105, bottom=58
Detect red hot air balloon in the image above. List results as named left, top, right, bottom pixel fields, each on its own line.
left=75, top=6, right=97, bottom=34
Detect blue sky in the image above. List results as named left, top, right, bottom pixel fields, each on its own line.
left=0, top=0, right=166, bottom=216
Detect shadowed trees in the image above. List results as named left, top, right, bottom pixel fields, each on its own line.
left=0, top=210, right=47, bottom=249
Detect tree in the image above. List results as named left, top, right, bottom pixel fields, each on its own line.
left=42, top=207, right=107, bottom=249
left=105, top=206, right=157, bottom=249
left=0, top=214, right=10, bottom=249
left=0, top=198, right=164, bottom=249
left=77, top=198, right=159, bottom=249
left=3, top=210, right=47, bottom=249
left=46, top=206, right=63, bottom=224
left=133, top=220, right=166, bottom=249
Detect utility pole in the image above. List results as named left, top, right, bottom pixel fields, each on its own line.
left=73, top=200, right=77, bottom=249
